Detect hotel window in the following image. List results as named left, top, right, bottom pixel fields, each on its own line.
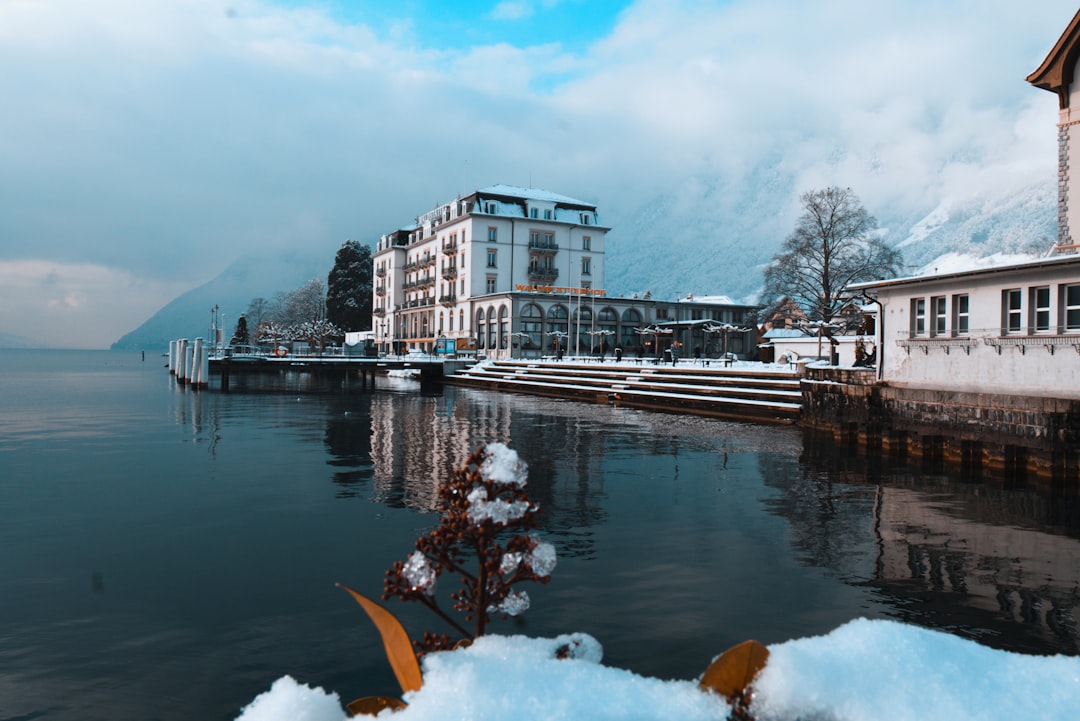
left=487, top=250, right=497, bottom=268
left=931, top=296, right=946, bottom=336
left=583, top=236, right=591, bottom=251
left=1003, top=289, right=1022, bottom=334
left=488, top=226, right=497, bottom=242
left=484, top=201, right=498, bottom=214
left=581, top=213, right=591, bottom=225
left=460, top=277, right=466, bottom=294
left=530, top=208, right=538, bottom=218
left=1064, top=284, right=1080, bottom=331
left=1032, top=286, right=1051, bottom=332
left=911, top=298, right=926, bottom=336
left=952, top=294, right=969, bottom=335
left=581, top=257, right=591, bottom=276
left=486, top=276, right=497, bottom=294
left=544, top=209, right=552, bottom=220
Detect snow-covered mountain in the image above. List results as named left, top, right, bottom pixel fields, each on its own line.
left=605, top=174, right=1057, bottom=302
left=112, top=176, right=1058, bottom=350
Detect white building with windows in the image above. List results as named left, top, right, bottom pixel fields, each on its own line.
left=847, top=255, right=1080, bottom=397
left=843, top=9, right=1080, bottom=398
left=372, top=185, right=758, bottom=359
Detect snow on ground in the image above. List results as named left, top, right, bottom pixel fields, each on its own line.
left=235, top=618, right=1080, bottom=721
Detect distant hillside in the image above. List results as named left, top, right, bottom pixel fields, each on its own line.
left=0, top=331, right=36, bottom=349
left=115, top=175, right=1058, bottom=349
left=111, top=251, right=332, bottom=351
left=605, top=173, right=1056, bottom=301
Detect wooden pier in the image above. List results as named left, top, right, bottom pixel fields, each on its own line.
left=168, top=340, right=457, bottom=390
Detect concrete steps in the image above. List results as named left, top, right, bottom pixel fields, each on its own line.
left=446, top=360, right=802, bottom=423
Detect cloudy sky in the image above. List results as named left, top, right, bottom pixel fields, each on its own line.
left=1, top=0, right=1075, bottom=349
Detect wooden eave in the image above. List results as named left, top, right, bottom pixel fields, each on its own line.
left=1027, top=9, right=1080, bottom=109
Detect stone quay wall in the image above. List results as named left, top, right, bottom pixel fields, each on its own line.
left=799, top=367, right=1080, bottom=487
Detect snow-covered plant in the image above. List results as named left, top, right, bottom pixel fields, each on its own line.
left=383, top=443, right=556, bottom=655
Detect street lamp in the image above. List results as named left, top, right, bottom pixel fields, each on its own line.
left=703, top=322, right=751, bottom=359
left=545, top=330, right=568, bottom=360
left=586, top=329, right=614, bottom=358
left=635, top=324, right=672, bottom=361
left=510, top=331, right=532, bottom=358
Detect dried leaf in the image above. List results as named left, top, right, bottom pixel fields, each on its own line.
left=337, top=583, right=424, bottom=694
left=699, top=639, right=769, bottom=702
left=345, top=696, right=407, bottom=716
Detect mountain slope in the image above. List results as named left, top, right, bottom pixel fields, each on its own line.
left=111, top=251, right=331, bottom=351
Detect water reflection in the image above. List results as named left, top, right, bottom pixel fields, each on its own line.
left=789, top=440, right=1080, bottom=655
left=174, top=371, right=1080, bottom=658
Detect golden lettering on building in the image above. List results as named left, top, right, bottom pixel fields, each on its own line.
left=515, top=284, right=606, bottom=296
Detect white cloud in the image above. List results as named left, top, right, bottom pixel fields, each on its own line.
left=490, top=1, right=535, bottom=21
left=0, top=0, right=1076, bottom=345
left=0, top=261, right=189, bottom=349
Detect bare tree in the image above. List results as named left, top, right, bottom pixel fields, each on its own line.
left=277, top=278, right=327, bottom=327
left=763, top=187, right=901, bottom=326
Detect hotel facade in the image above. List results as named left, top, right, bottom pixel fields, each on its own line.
left=372, top=185, right=757, bottom=360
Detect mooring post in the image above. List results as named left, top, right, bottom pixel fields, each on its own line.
left=191, top=338, right=208, bottom=389
left=177, top=339, right=189, bottom=384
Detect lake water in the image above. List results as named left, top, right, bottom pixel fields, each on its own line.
left=1, top=349, right=1078, bottom=720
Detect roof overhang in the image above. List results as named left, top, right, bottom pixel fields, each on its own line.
left=1027, top=9, right=1080, bottom=109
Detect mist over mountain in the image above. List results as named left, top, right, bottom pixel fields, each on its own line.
left=112, top=174, right=1058, bottom=351
left=110, top=251, right=332, bottom=351
left=605, top=173, right=1057, bottom=302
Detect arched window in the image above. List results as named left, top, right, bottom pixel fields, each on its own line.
left=498, top=306, right=509, bottom=350
left=597, top=307, right=618, bottom=354
left=476, top=309, right=486, bottom=349
left=487, top=307, right=497, bottom=350
left=621, top=307, right=642, bottom=349
left=547, top=304, right=569, bottom=353
left=520, top=303, right=544, bottom=350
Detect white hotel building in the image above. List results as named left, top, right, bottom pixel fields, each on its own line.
left=372, top=185, right=757, bottom=359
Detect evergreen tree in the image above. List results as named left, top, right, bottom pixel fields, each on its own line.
left=326, top=240, right=373, bottom=332
left=229, top=315, right=249, bottom=345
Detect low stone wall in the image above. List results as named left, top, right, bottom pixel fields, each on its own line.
left=800, top=367, right=1080, bottom=487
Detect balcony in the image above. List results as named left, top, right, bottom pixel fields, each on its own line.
left=439, top=294, right=457, bottom=307
left=375, top=267, right=386, bottom=277
left=375, top=285, right=386, bottom=296
left=418, top=254, right=436, bottom=268
left=527, top=265, right=559, bottom=283
left=442, top=265, right=459, bottom=279
left=528, top=239, right=559, bottom=254
left=442, top=241, right=458, bottom=256
left=373, top=306, right=385, bottom=316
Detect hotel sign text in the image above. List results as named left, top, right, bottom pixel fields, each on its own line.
left=515, top=284, right=606, bottom=296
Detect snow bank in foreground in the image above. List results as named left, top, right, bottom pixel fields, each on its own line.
left=754, top=618, right=1080, bottom=721
left=236, top=619, right=1080, bottom=721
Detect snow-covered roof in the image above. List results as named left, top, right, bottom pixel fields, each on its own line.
left=763, top=328, right=809, bottom=338
left=847, top=251, right=1080, bottom=291
left=474, top=184, right=595, bottom=209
